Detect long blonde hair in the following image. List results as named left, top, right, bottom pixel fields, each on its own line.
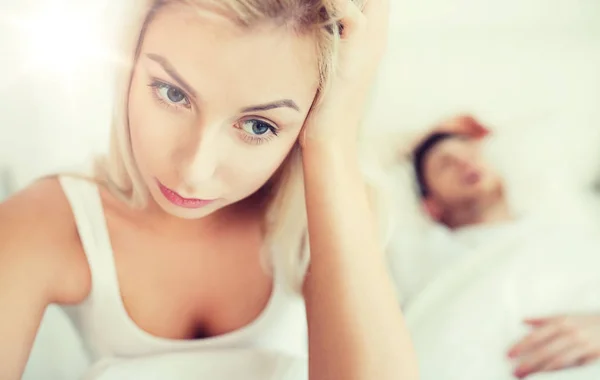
left=95, top=0, right=390, bottom=292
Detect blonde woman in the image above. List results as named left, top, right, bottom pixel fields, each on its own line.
left=0, top=0, right=416, bottom=379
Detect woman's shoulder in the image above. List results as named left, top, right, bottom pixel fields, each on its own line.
left=0, top=177, right=91, bottom=304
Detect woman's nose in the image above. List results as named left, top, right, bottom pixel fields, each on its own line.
left=180, top=126, right=221, bottom=186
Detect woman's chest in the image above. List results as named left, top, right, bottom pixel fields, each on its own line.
left=106, top=217, right=274, bottom=341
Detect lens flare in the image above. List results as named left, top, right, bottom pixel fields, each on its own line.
left=18, top=2, right=108, bottom=76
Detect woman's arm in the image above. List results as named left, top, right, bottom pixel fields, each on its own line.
left=300, top=1, right=418, bottom=379
left=0, top=179, right=90, bottom=379
left=302, top=143, right=418, bottom=380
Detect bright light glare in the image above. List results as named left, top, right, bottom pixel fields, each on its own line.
left=19, top=3, right=108, bottom=75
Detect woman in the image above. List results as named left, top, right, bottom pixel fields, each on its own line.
left=0, top=0, right=417, bottom=379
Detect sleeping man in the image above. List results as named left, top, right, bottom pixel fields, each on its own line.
left=391, top=116, right=600, bottom=380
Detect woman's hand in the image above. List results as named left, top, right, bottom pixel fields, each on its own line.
left=508, top=314, right=600, bottom=378
left=301, top=0, right=390, bottom=149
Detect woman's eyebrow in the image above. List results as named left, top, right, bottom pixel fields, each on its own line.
left=146, top=53, right=301, bottom=114
left=241, top=100, right=300, bottom=113
left=146, top=53, right=197, bottom=98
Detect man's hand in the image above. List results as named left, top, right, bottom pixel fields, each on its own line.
left=508, top=314, right=600, bottom=378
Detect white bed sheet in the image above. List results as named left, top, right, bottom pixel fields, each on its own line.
left=404, top=220, right=600, bottom=380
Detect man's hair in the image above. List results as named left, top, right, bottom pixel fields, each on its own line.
left=413, top=132, right=460, bottom=197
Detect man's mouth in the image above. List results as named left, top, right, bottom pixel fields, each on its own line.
left=463, top=170, right=482, bottom=185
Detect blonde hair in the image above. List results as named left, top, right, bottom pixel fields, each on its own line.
left=95, top=0, right=390, bottom=292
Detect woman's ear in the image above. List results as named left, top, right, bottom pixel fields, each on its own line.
left=422, top=198, right=443, bottom=221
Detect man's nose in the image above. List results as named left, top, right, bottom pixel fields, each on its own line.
left=454, top=158, right=477, bottom=173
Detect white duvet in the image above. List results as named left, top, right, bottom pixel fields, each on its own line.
left=403, top=220, right=600, bottom=380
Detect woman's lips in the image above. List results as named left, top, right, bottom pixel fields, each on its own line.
left=157, top=181, right=216, bottom=209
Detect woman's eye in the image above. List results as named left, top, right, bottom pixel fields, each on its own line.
left=241, top=119, right=277, bottom=136
left=153, top=82, right=190, bottom=107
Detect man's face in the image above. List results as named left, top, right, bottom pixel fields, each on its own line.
left=423, top=137, right=502, bottom=208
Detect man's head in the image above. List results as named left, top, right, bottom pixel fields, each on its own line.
left=413, top=132, right=503, bottom=223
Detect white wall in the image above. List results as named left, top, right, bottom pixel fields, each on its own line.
left=0, top=0, right=118, bottom=190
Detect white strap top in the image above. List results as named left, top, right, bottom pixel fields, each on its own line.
left=58, top=177, right=307, bottom=374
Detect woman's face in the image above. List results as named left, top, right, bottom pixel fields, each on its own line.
left=128, top=4, right=319, bottom=219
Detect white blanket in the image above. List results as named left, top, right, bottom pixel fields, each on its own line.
left=404, top=221, right=600, bottom=380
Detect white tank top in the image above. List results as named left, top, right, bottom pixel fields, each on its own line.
left=58, top=177, right=308, bottom=377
